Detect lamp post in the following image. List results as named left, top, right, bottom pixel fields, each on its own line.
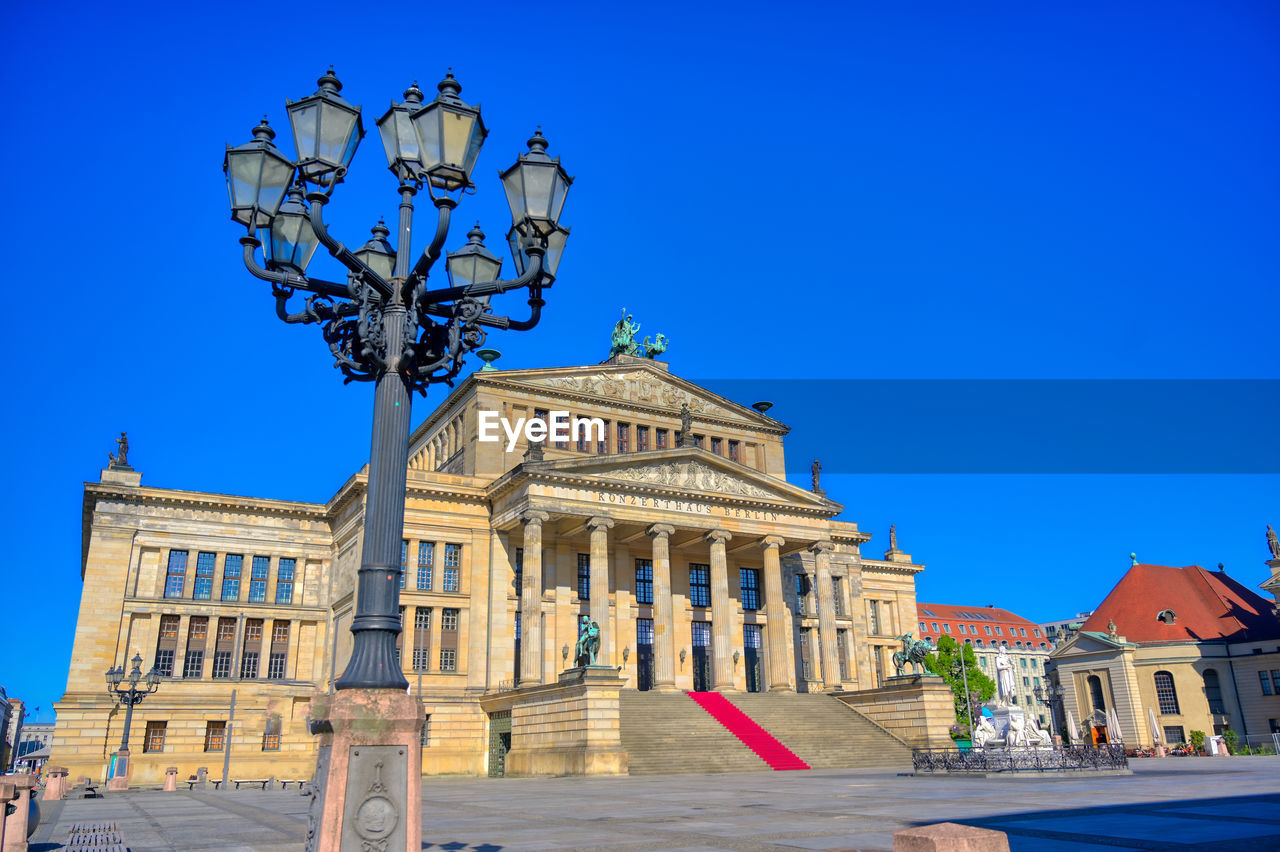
left=224, top=68, right=570, bottom=852
left=1034, top=682, right=1066, bottom=741
left=104, top=653, right=161, bottom=790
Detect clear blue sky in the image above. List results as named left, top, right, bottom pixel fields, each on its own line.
left=3, top=0, right=1277, bottom=720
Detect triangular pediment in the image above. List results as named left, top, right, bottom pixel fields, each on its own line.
left=1051, top=630, right=1130, bottom=659
left=484, top=361, right=784, bottom=432
left=522, top=448, right=838, bottom=513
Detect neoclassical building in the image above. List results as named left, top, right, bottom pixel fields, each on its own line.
left=52, top=353, right=925, bottom=783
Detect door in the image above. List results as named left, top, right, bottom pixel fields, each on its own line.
left=636, top=618, right=654, bottom=691
left=744, top=624, right=763, bottom=693
left=487, top=711, right=511, bottom=777
left=692, top=621, right=712, bottom=692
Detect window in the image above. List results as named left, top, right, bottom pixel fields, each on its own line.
left=440, top=649, right=457, bottom=671
left=204, top=721, right=225, bottom=752
left=728, top=440, right=739, bottom=462
left=689, top=564, right=710, bottom=608
left=1031, top=659, right=1038, bottom=670
left=932, top=622, right=940, bottom=632
left=637, top=618, right=654, bottom=646
left=1088, top=675, right=1107, bottom=712
left=693, top=434, right=704, bottom=448
left=635, top=559, right=653, bottom=605
left=957, top=624, right=966, bottom=634
left=417, top=542, right=433, bottom=590
left=154, top=614, right=180, bottom=676
left=443, top=544, right=460, bottom=591
left=400, top=541, right=408, bottom=589
left=837, top=628, right=850, bottom=679
left=154, top=649, right=175, bottom=677
left=617, top=422, right=629, bottom=453
left=194, top=552, right=215, bottom=600
left=740, top=568, right=760, bottom=611
left=513, top=547, right=523, bottom=592
left=1019, top=628, right=1028, bottom=637
left=1262, top=671, right=1274, bottom=696
left=1154, top=671, right=1180, bottom=714
left=994, top=626, right=1003, bottom=636
left=143, top=721, right=166, bottom=753
left=576, top=418, right=589, bottom=452
left=222, top=554, right=242, bottom=601
left=979, top=656, right=988, bottom=667
left=413, top=609, right=431, bottom=672
left=942, top=623, right=951, bottom=634
left=1273, top=670, right=1280, bottom=692
left=919, top=621, right=927, bottom=632
left=1163, top=725, right=1186, bottom=744
left=267, top=621, right=288, bottom=679
left=1021, top=658, right=1028, bottom=668
left=597, top=420, right=609, bottom=454
left=577, top=553, right=590, bottom=600
left=710, top=437, right=722, bottom=455
left=636, top=426, right=649, bottom=452
left=442, top=608, right=459, bottom=631
left=212, top=650, right=233, bottom=679
left=263, top=716, right=281, bottom=751
left=656, top=428, right=668, bottom=450
left=1023, top=676, right=1030, bottom=687
left=869, top=600, right=882, bottom=635
left=832, top=576, right=844, bottom=616
left=1033, top=628, right=1042, bottom=637
left=799, top=627, right=813, bottom=679
left=276, top=558, right=295, bottom=604
left=240, top=651, right=259, bottom=679
left=422, top=715, right=431, bottom=747
left=692, top=621, right=711, bottom=648
left=985, top=625, right=993, bottom=636
left=183, top=649, right=204, bottom=678
left=795, top=574, right=810, bottom=615
left=249, top=556, right=269, bottom=602
left=164, top=550, right=188, bottom=598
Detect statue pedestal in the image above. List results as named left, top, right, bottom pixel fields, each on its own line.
left=835, top=676, right=953, bottom=749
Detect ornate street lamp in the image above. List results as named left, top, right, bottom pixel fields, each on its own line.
left=225, top=67, right=570, bottom=691
left=104, top=653, right=162, bottom=787
left=1034, top=682, right=1066, bottom=740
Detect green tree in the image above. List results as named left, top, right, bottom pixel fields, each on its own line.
left=1188, top=729, right=1206, bottom=754
left=1223, top=729, right=1238, bottom=754
left=923, top=635, right=996, bottom=734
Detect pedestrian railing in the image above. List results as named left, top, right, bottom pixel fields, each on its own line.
left=912, top=744, right=1129, bottom=773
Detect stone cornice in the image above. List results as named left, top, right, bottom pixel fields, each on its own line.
left=859, top=557, right=925, bottom=576
left=84, top=481, right=328, bottom=521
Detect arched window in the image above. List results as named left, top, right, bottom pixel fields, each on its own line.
left=1203, top=669, right=1225, bottom=714
left=1154, top=671, right=1180, bottom=714
left=1088, top=675, right=1107, bottom=712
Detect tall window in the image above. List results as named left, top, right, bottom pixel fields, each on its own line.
left=577, top=553, right=590, bottom=600
left=204, top=721, right=225, bottom=752
left=740, top=568, right=760, bottom=611
left=597, top=421, right=610, bottom=454
left=249, top=556, right=269, bottom=603
left=154, top=614, right=179, bottom=676
left=221, top=554, right=242, bottom=601
left=689, top=564, right=710, bottom=607
left=417, top=542, right=433, bottom=590
left=728, top=440, right=739, bottom=462
left=637, top=618, right=654, bottom=647
left=275, top=558, right=295, bottom=604
left=635, top=559, right=653, bottom=604
left=799, top=627, right=812, bottom=679
left=440, top=649, right=457, bottom=671
left=143, top=721, right=166, bottom=753
left=831, top=577, right=844, bottom=616
left=837, top=628, right=850, bottom=680
left=795, top=574, right=810, bottom=615
left=442, top=544, right=460, bottom=591
left=183, top=617, right=208, bottom=678
left=1088, top=675, right=1107, bottom=712
left=868, top=600, right=882, bottom=635
left=1261, top=671, right=1275, bottom=696
left=263, top=716, right=281, bottom=751
left=1154, top=670, right=1180, bottom=714
left=576, top=418, right=589, bottom=452
left=241, top=619, right=263, bottom=678
left=194, top=552, right=215, bottom=600
left=164, top=550, right=188, bottom=598
left=691, top=620, right=711, bottom=648
left=440, top=608, right=459, bottom=671
left=710, top=437, right=722, bottom=455
left=617, top=422, right=629, bottom=453
left=655, top=428, right=668, bottom=450
left=636, top=426, right=649, bottom=452
left=413, top=609, right=431, bottom=672
left=513, top=547, right=524, bottom=593
left=268, top=621, right=289, bottom=679
left=400, top=540, right=408, bottom=589
left=212, top=617, right=236, bottom=678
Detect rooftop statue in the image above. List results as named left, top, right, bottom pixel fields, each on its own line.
left=1268, top=525, right=1280, bottom=560
left=811, top=459, right=822, bottom=493
left=108, top=432, right=131, bottom=469
left=889, top=524, right=898, bottom=550
left=609, top=309, right=668, bottom=358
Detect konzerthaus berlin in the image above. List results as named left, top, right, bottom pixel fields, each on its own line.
left=53, top=352, right=926, bottom=783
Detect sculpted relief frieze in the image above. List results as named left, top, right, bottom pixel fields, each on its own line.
left=522, top=372, right=730, bottom=417
left=595, top=460, right=774, bottom=498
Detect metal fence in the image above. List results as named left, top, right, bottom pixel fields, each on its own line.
left=913, top=744, right=1129, bottom=774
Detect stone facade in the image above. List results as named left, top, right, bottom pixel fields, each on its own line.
left=52, top=355, right=923, bottom=782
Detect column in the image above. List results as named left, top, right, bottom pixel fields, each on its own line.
left=586, top=516, right=614, bottom=664
left=760, top=536, right=793, bottom=692
left=485, top=531, right=511, bottom=691
left=812, top=542, right=840, bottom=691
left=647, top=524, right=677, bottom=691
left=705, top=529, right=735, bottom=691
left=520, top=511, right=549, bottom=685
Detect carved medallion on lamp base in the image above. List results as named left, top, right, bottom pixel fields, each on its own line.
left=305, top=690, right=424, bottom=852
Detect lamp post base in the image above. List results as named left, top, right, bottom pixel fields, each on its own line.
left=107, top=748, right=131, bottom=791
left=306, top=690, right=424, bottom=852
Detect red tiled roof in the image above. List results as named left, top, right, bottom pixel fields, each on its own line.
left=1080, top=563, right=1280, bottom=644
left=914, top=602, right=1050, bottom=648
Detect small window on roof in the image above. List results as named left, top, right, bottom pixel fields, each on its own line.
left=1157, top=609, right=1176, bottom=625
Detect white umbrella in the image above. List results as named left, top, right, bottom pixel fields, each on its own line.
left=1148, top=707, right=1161, bottom=746
left=1065, top=709, right=1078, bottom=743
left=1107, top=707, right=1123, bottom=743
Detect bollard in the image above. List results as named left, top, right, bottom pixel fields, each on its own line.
left=2, top=774, right=39, bottom=852
left=894, top=822, right=1010, bottom=852
left=195, top=766, right=208, bottom=790
left=42, top=767, right=68, bottom=802
left=163, top=767, right=178, bottom=792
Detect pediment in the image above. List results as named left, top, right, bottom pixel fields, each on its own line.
left=530, top=449, right=838, bottom=511
left=1052, top=631, right=1128, bottom=657
left=489, top=363, right=781, bottom=431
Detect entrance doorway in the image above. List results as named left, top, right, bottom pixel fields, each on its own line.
left=637, top=618, right=654, bottom=691
left=743, top=624, right=763, bottom=693
left=487, top=710, right=511, bottom=777
left=692, top=621, right=712, bottom=691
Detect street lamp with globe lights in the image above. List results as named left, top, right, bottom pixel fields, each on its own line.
left=104, top=652, right=161, bottom=784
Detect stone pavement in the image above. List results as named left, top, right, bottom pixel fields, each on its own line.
left=28, top=757, right=1280, bottom=851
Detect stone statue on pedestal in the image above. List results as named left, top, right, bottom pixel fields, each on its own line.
left=1268, top=525, right=1280, bottom=560
left=995, top=646, right=1015, bottom=705
left=108, top=432, right=131, bottom=469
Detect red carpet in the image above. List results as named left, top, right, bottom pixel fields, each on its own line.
left=687, top=692, right=810, bottom=770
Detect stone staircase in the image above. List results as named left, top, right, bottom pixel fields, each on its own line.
left=727, top=692, right=912, bottom=769
left=618, top=690, right=911, bottom=774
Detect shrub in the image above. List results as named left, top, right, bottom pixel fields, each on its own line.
left=1188, top=730, right=1207, bottom=754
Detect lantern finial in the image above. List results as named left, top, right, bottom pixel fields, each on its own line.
left=404, top=82, right=424, bottom=104
left=437, top=70, right=462, bottom=100
left=252, top=117, right=276, bottom=142
left=527, top=129, right=548, bottom=154
left=468, top=222, right=485, bottom=243
left=319, top=66, right=342, bottom=92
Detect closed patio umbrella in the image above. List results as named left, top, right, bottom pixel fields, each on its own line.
left=1065, top=709, right=1078, bottom=743
left=1148, top=707, right=1161, bottom=747
left=1107, top=707, right=1123, bottom=743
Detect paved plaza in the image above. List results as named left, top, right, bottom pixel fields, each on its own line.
left=28, top=757, right=1280, bottom=851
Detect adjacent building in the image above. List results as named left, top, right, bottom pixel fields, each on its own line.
left=1039, top=612, right=1094, bottom=650
left=1047, top=554, right=1280, bottom=750
left=915, top=603, right=1053, bottom=729
left=52, top=353, right=925, bottom=784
